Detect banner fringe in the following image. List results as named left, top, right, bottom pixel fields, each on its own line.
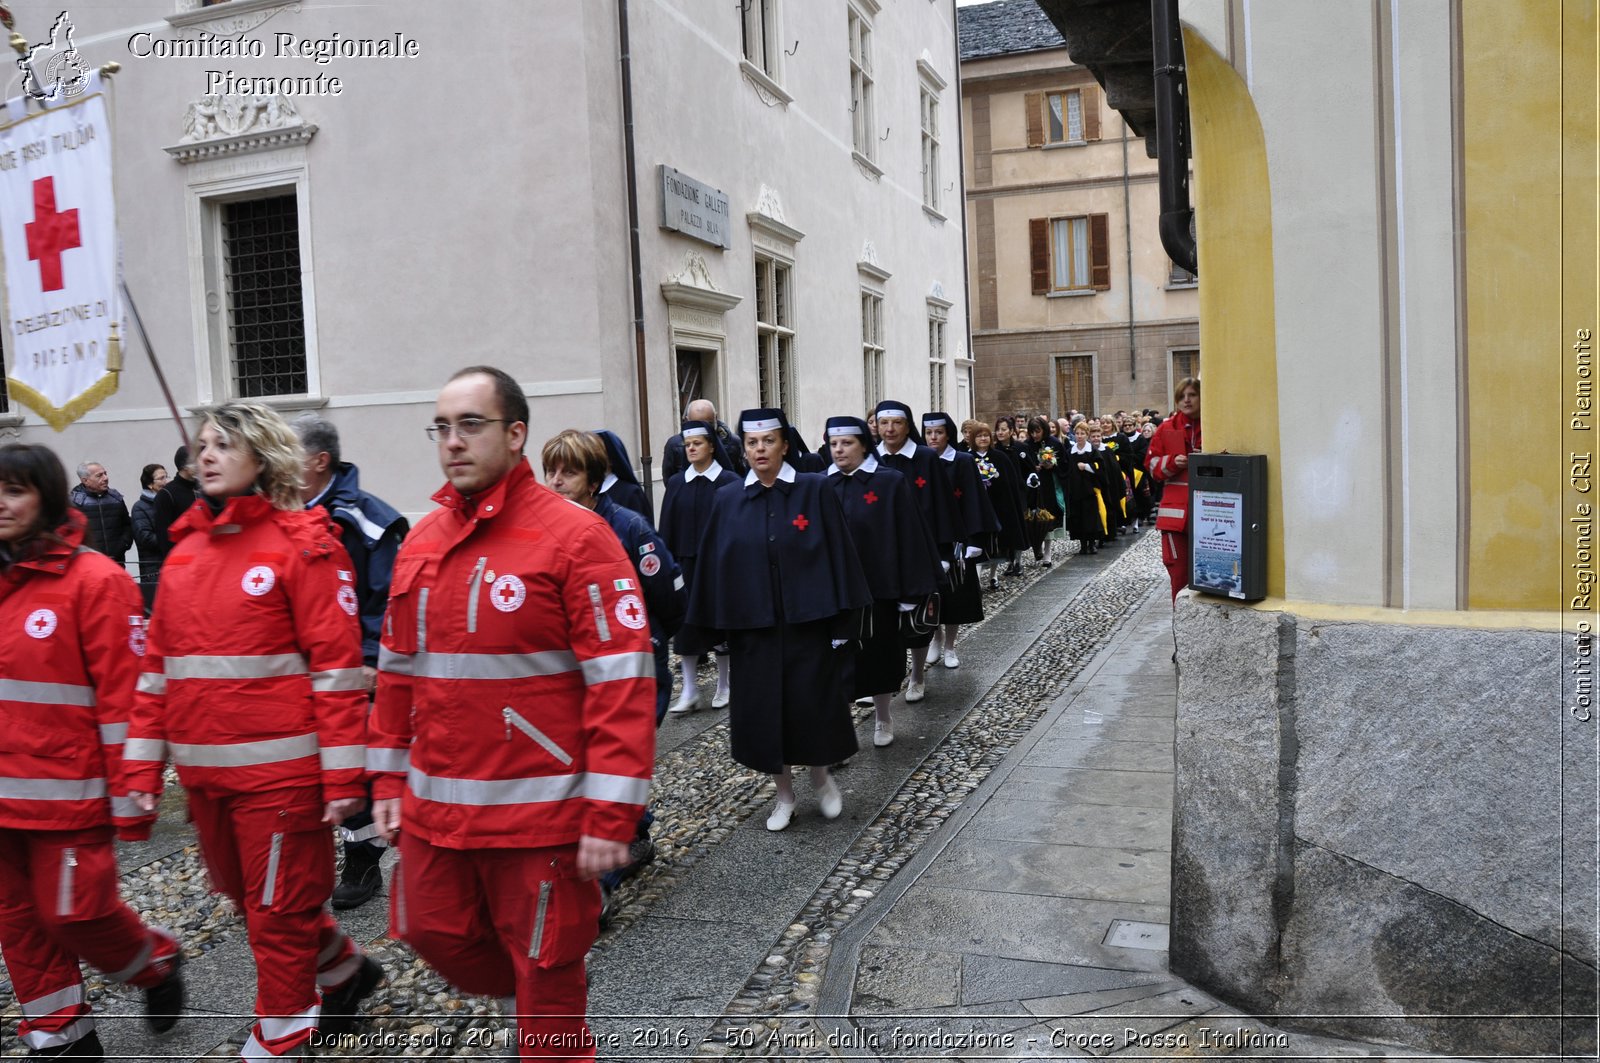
left=5, top=370, right=121, bottom=432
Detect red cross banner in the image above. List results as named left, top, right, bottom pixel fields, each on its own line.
left=0, top=71, right=120, bottom=430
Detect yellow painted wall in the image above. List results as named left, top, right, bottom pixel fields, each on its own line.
left=1462, top=1, right=1568, bottom=609
left=1182, top=26, right=1286, bottom=597
left=1561, top=1, right=1599, bottom=620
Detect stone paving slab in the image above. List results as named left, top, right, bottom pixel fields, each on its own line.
left=917, top=837, right=1170, bottom=906
left=998, top=767, right=1174, bottom=810
left=958, top=798, right=1172, bottom=850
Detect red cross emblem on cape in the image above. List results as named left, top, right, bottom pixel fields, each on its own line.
left=25, top=176, right=80, bottom=292
left=863, top=491, right=879, bottom=505
left=792, top=514, right=810, bottom=531
left=915, top=477, right=927, bottom=489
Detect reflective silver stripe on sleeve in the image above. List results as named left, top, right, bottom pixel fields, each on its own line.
left=261, top=832, right=284, bottom=909
left=18, top=982, right=85, bottom=1019
left=311, top=668, right=367, bottom=693
left=408, top=650, right=581, bottom=681
left=503, top=708, right=573, bottom=766
left=580, top=652, right=655, bottom=685
left=367, top=746, right=410, bottom=773
left=98, top=722, right=128, bottom=745
left=588, top=584, right=611, bottom=643
left=406, top=768, right=650, bottom=807
left=137, top=673, right=166, bottom=695
left=169, top=733, right=319, bottom=768
left=673, top=574, right=684, bottom=591
left=467, top=556, right=488, bottom=634
left=109, top=795, right=144, bottom=820
left=417, top=587, right=429, bottom=652
left=319, top=745, right=366, bottom=771
left=164, top=653, right=309, bottom=681
left=0, top=679, right=96, bottom=707
left=0, top=777, right=108, bottom=801
left=122, top=737, right=166, bottom=763
left=377, top=647, right=413, bottom=676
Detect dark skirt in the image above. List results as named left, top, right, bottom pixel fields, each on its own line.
left=941, top=560, right=984, bottom=625
left=727, top=618, right=858, bottom=774
left=852, top=599, right=906, bottom=698
left=674, top=556, right=720, bottom=657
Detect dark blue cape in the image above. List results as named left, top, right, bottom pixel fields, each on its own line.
left=876, top=442, right=955, bottom=545
left=941, top=449, right=1002, bottom=544
left=826, top=465, right=940, bottom=602
left=595, top=495, right=685, bottom=639
left=659, top=464, right=740, bottom=561
left=684, top=473, right=871, bottom=631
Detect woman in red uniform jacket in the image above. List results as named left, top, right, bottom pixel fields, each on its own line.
left=124, top=404, right=382, bottom=1059
left=0, top=444, right=184, bottom=1061
left=1146, top=378, right=1202, bottom=599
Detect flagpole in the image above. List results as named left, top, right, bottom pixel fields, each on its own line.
left=120, top=279, right=191, bottom=454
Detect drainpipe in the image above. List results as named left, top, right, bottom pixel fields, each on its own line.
left=618, top=0, right=653, bottom=492
left=953, top=0, right=976, bottom=419
left=1122, top=113, right=1136, bottom=381
left=1152, top=0, right=1196, bottom=276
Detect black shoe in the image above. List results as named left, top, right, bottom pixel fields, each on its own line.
left=143, top=949, right=185, bottom=1036
left=620, top=835, right=656, bottom=880
left=31, top=1030, right=104, bottom=1061
left=317, top=955, right=384, bottom=1038
left=331, top=846, right=383, bottom=911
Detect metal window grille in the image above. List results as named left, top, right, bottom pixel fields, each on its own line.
left=222, top=194, right=307, bottom=398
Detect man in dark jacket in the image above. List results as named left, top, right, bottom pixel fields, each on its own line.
left=294, top=414, right=410, bottom=910
left=131, top=463, right=169, bottom=610
left=661, top=399, right=746, bottom=481
left=70, top=461, right=133, bottom=568
left=151, top=446, right=200, bottom=548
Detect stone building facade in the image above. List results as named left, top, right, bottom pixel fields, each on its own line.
left=958, top=0, right=1198, bottom=425
left=0, top=0, right=970, bottom=518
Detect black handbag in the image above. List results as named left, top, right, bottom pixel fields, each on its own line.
left=899, top=593, right=941, bottom=638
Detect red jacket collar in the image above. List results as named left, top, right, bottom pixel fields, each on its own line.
left=430, top=458, right=531, bottom=522
left=3, top=510, right=86, bottom=576
left=170, top=492, right=277, bottom=539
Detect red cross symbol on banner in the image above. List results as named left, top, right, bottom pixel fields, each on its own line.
left=863, top=491, right=879, bottom=505
left=25, top=177, right=80, bottom=292
left=792, top=514, right=810, bottom=532
left=914, top=477, right=927, bottom=489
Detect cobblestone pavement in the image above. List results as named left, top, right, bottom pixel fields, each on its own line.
left=0, top=530, right=1164, bottom=1061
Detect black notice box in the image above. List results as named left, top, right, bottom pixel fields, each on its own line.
left=1186, top=453, right=1267, bottom=602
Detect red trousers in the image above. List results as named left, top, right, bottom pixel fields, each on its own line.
left=393, top=836, right=599, bottom=1061
left=1161, top=531, right=1191, bottom=600
left=0, top=826, right=180, bottom=1051
left=188, top=786, right=364, bottom=1059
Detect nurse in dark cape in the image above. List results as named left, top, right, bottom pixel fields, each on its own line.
left=594, top=428, right=655, bottom=525
left=823, top=416, right=941, bottom=749
left=659, top=420, right=740, bottom=713
left=920, top=411, right=1000, bottom=671
left=870, top=399, right=953, bottom=704
left=682, top=409, right=872, bottom=832
left=1065, top=420, right=1105, bottom=554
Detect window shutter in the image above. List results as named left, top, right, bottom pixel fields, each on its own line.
left=1089, top=214, right=1111, bottom=290
left=1082, top=85, right=1101, bottom=141
left=1024, top=91, right=1044, bottom=148
left=1029, top=218, right=1050, bottom=294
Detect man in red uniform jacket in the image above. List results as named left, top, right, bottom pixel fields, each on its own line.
left=369, top=367, right=656, bottom=1060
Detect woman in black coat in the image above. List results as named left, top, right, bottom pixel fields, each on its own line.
left=823, top=417, right=940, bottom=749
left=659, top=420, right=739, bottom=713
left=1065, top=421, right=1104, bottom=554
left=682, top=409, right=872, bottom=831
left=970, top=421, right=1029, bottom=587
left=1020, top=416, right=1065, bottom=566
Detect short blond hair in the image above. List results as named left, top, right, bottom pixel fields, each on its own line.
left=198, top=402, right=305, bottom=510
